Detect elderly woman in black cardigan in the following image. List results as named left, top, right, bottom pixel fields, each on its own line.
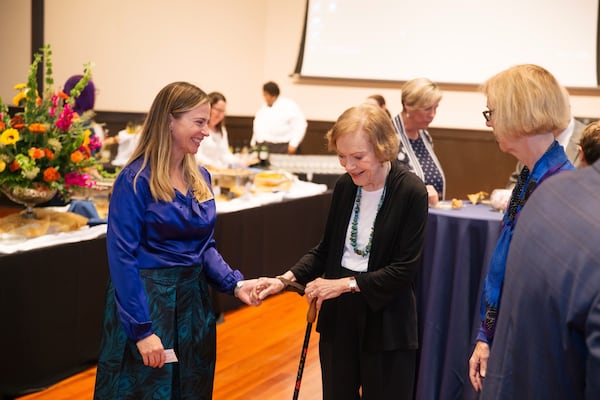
left=255, top=104, right=428, bottom=400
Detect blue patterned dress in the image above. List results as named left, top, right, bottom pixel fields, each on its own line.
left=94, top=157, right=242, bottom=399
left=392, top=114, right=446, bottom=199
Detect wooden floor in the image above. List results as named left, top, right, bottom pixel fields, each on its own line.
left=16, top=292, right=322, bottom=400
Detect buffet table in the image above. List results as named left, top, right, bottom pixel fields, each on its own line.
left=415, top=202, right=503, bottom=400
left=0, top=186, right=332, bottom=398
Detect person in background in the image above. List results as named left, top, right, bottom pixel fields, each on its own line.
left=469, top=64, right=575, bottom=394
left=577, top=120, right=600, bottom=167
left=63, top=74, right=105, bottom=147
left=254, top=104, right=428, bottom=399
left=251, top=81, right=307, bottom=154
left=505, top=87, right=586, bottom=187
left=478, top=161, right=600, bottom=399
left=104, top=121, right=143, bottom=168
left=195, top=91, right=237, bottom=169
left=365, top=94, right=392, bottom=118
left=94, top=82, right=262, bottom=399
left=392, top=78, right=445, bottom=206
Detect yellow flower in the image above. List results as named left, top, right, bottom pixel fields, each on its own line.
left=0, top=44, right=98, bottom=199
left=83, top=129, right=91, bottom=147
left=12, top=91, right=27, bottom=107
left=0, top=128, right=20, bottom=145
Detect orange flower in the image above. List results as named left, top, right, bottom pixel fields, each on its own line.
left=28, top=123, right=47, bottom=133
left=58, top=91, right=69, bottom=100
left=10, top=115, right=25, bottom=129
left=70, top=150, right=84, bottom=163
left=43, top=148, right=55, bottom=160
left=0, top=121, right=5, bottom=130
left=28, top=147, right=45, bottom=159
left=43, top=167, right=61, bottom=182
left=36, top=97, right=42, bottom=106
left=9, top=160, right=21, bottom=172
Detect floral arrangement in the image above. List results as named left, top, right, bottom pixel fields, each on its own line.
left=0, top=45, right=101, bottom=200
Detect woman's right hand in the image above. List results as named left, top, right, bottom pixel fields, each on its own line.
left=254, top=277, right=286, bottom=301
left=468, top=340, right=490, bottom=392
left=136, top=333, right=166, bottom=368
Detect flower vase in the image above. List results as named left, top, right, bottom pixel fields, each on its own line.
left=0, top=184, right=58, bottom=219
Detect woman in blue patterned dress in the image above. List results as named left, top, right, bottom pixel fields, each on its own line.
left=392, top=77, right=445, bottom=206
left=94, top=82, right=261, bottom=399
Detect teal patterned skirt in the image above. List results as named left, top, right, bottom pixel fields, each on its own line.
left=94, top=266, right=216, bottom=399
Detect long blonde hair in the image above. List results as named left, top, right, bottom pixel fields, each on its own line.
left=127, top=81, right=211, bottom=202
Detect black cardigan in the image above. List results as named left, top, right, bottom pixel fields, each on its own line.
left=291, top=160, right=428, bottom=351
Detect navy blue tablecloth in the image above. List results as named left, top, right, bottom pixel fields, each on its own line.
left=415, top=203, right=503, bottom=400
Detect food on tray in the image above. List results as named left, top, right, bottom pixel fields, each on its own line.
left=467, top=191, right=489, bottom=205
left=253, top=171, right=293, bottom=192
left=254, top=171, right=287, bottom=186
left=0, top=209, right=88, bottom=238
left=451, top=198, right=463, bottom=209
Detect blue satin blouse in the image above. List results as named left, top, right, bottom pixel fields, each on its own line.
left=106, top=157, right=243, bottom=341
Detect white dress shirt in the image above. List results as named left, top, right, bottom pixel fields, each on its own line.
left=251, top=96, right=307, bottom=148
left=112, top=128, right=141, bottom=167
left=195, top=127, right=236, bottom=169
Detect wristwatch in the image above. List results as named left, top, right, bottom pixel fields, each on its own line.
left=234, top=280, right=244, bottom=297
left=348, top=277, right=357, bottom=293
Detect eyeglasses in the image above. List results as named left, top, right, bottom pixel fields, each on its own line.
left=482, top=109, right=493, bottom=122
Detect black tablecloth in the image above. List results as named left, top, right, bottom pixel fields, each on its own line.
left=211, top=192, right=332, bottom=312
left=0, top=191, right=332, bottom=398
left=0, top=237, right=110, bottom=399
left=415, top=203, right=503, bottom=400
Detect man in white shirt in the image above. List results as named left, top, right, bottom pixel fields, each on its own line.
left=251, top=81, right=307, bottom=154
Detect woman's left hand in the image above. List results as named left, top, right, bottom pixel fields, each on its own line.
left=426, top=185, right=439, bottom=206
left=304, top=277, right=350, bottom=311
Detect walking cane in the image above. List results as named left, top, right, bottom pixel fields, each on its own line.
left=292, top=296, right=317, bottom=400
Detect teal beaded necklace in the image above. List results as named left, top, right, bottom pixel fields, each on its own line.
left=350, top=185, right=386, bottom=257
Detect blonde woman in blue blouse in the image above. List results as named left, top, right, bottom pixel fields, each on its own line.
left=94, top=82, right=261, bottom=399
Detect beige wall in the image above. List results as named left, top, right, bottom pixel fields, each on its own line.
left=2, top=0, right=600, bottom=130
left=0, top=0, right=32, bottom=103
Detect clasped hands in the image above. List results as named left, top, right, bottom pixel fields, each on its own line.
left=251, top=275, right=350, bottom=311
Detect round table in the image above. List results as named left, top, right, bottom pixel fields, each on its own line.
left=415, top=202, right=503, bottom=400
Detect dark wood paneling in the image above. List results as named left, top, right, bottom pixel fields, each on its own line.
left=94, top=111, right=146, bottom=138
left=428, top=127, right=515, bottom=199
left=94, top=112, right=515, bottom=200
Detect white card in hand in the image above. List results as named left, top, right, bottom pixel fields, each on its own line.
left=164, top=348, right=178, bottom=363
